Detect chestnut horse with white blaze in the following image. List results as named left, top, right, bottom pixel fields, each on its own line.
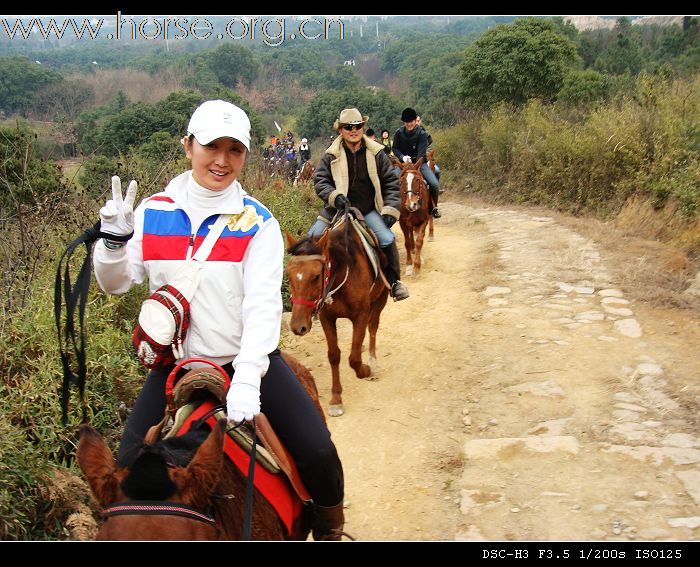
left=285, top=216, right=389, bottom=417
left=398, top=157, right=432, bottom=277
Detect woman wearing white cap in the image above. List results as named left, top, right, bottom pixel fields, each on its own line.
left=93, top=100, right=346, bottom=540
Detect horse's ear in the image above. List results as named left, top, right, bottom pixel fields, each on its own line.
left=175, top=420, right=226, bottom=510
left=415, top=156, right=425, bottom=169
left=316, top=229, right=330, bottom=252
left=77, top=424, right=126, bottom=507
left=284, top=230, right=298, bottom=251
left=391, top=157, right=401, bottom=168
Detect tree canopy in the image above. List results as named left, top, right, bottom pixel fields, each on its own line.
left=458, top=18, right=579, bottom=108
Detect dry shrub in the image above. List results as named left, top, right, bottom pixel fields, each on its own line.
left=73, top=69, right=184, bottom=107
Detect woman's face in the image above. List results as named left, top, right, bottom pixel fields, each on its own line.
left=185, top=136, right=247, bottom=191
left=382, top=131, right=389, bottom=139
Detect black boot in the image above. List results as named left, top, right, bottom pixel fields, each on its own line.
left=429, top=186, right=441, bottom=218
left=382, top=243, right=409, bottom=301
left=313, top=502, right=351, bottom=541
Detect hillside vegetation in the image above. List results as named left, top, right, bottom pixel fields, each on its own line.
left=0, top=15, right=698, bottom=539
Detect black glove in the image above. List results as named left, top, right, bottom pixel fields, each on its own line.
left=382, top=214, right=396, bottom=228
left=334, top=194, right=348, bottom=210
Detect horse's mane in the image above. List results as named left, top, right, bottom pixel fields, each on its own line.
left=287, top=217, right=362, bottom=269
left=120, top=423, right=210, bottom=500
left=288, top=235, right=321, bottom=256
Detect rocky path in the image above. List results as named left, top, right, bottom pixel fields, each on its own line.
left=283, top=200, right=700, bottom=541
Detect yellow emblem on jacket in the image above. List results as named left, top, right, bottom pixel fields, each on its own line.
left=227, top=205, right=263, bottom=233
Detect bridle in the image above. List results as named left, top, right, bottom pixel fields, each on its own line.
left=401, top=169, right=427, bottom=213
left=288, top=253, right=349, bottom=317
left=102, top=500, right=216, bottom=527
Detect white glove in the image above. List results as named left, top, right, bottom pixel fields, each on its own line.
left=402, top=155, right=412, bottom=163
left=226, top=375, right=261, bottom=424
left=100, top=176, right=137, bottom=244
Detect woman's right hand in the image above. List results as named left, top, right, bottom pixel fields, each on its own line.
left=100, top=175, right=138, bottom=242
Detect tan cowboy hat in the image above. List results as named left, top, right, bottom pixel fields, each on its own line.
left=333, top=107, right=369, bottom=130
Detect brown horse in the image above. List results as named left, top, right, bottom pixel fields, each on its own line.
left=285, top=215, right=390, bottom=417
left=294, top=161, right=315, bottom=186
left=398, top=157, right=431, bottom=277
left=77, top=353, right=323, bottom=540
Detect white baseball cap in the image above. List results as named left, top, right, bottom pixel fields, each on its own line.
left=187, top=100, right=251, bottom=151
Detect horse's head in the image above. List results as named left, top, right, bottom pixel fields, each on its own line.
left=284, top=231, right=330, bottom=336
left=77, top=420, right=226, bottom=540
left=399, top=157, right=427, bottom=213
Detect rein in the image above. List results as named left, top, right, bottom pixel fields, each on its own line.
left=102, top=501, right=216, bottom=527
left=55, top=221, right=133, bottom=424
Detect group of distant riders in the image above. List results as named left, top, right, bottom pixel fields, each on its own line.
left=262, top=131, right=311, bottom=182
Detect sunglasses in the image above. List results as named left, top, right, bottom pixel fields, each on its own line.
left=342, top=123, right=364, bottom=131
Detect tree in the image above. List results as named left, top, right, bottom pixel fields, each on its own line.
left=297, top=88, right=403, bottom=140
left=458, top=18, right=579, bottom=109
left=558, top=69, right=610, bottom=106
left=0, top=57, right=63, bottom=115
left=594, top=17, right=643, bottom=75
left=206, top=44, right=260, bottom=88
left=34, top=78, right=95, bottom=121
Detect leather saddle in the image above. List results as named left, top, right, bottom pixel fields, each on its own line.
left=146, top=367, right=311, bottom=503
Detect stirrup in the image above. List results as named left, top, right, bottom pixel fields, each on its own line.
left=391, top=281, right=410, bottom=301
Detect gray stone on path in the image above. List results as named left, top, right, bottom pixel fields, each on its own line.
left=574, top=286, right=595, bottom=294
left=599, top=289, right=624, bottom=298
left=483, top=286, right=511, bottom=297
left=602, top=297, right=630, bottom=306
left=525, top=417, right=572, bottom=436
left=637, top=363, right=663, bottom=376
left=614, top=319, right=642, bottom=338
left=598, top=335, right=618, bottom=342
left=662, top=433, right=700, bottom=448
left=668, top=517, right=700, bottom=529
left=675, top=470, right=700, bottom=506
left=604, top=306, right=635, bottom=317
left=575, top=310, right=605, bottom=321
left=638, top=527, right=670, bottom=539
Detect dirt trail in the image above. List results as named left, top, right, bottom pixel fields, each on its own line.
left=282, top=198, right=700, bottom=542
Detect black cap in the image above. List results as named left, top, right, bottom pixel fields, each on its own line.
left=401, top=107, right=417, bottom=122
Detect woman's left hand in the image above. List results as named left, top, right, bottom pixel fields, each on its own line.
left=226, top=381, right=261, bottom=424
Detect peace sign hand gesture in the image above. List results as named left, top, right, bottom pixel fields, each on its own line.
left=100, top=176, right=138, bottom=244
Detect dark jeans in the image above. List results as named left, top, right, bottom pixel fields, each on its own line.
left=117, top=350, right=344, bottom=507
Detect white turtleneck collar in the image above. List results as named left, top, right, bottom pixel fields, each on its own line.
left=184, top=173, right=239, bottom=234
left=187, top=173, right=235, bottom=210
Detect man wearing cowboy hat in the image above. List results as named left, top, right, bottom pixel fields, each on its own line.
left=307, top=107, right=409, bottom=301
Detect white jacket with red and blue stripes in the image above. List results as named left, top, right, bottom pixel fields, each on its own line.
left=93, top=171, right=284, bottom=386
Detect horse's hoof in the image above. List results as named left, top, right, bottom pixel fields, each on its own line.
left=356, top=364, right=373, bottom=379
left=328, top=404, right=344, bottom=417
left=368, top=356, right=379, bottom=373
left=406, top=265, right=414, bottom=277
left=428, top=235, right=434, bottom=242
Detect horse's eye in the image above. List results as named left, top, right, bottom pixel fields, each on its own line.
left=312, top=274, right=320, bottom=282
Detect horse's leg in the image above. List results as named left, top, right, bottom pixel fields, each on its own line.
left=348, top=313, right=373, bottom=380
left=413, top=221, right=428, bottom=276
left=428, top=216, right=434, bottom=242
left=403, top=225, right=415, bottom=277
left=367, top=292, right=389, bottom=375
left=319, top=313, right=343, bottom=417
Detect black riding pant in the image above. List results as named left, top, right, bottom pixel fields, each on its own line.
left=117, top=350, right=344, bottom=507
